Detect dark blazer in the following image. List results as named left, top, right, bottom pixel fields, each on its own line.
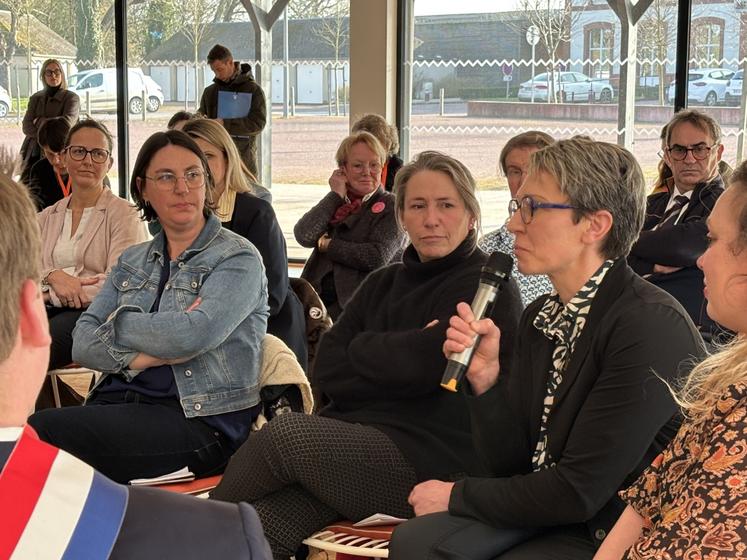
left=27, top=157, right=66, bottom=210
left=225, top=192, right=307, bottom=369
left=449, top=260, right=705, bottom=547
left=628, top=176, right=724, bottom=331
left=294, top=187, right=405, bottom=319
left=384, top=154, right=404, bottom=192
left=0, top=439, right=272, bottom=559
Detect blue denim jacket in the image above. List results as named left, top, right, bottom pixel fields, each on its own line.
left=72, top=214, right=269, bottom=418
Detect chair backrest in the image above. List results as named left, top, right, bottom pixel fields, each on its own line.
left=289, top=277, right=333, bottom=377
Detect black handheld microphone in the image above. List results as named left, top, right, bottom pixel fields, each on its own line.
left=440, top=251, right=513, bottom=392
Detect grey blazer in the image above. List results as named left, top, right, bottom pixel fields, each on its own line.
left=294, top=187, right=405, bottom=316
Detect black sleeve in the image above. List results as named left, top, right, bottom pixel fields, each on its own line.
left=628, top=220, right=709, bottom=268
left=231, top=197, right=288, bottom=316
left=450, top=302, right=703, bottom=529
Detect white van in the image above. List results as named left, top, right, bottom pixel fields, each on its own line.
left=68, top=68, right=164, bottom=114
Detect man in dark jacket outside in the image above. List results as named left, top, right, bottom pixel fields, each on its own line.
left=198, top=44, right=267, bottom=176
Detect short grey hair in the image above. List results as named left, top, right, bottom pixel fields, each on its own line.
left=393, top=150, right=481, bottom=240
left=665, top=109, right=722, bottom=146
left=529, top=136, right=646, bottom=259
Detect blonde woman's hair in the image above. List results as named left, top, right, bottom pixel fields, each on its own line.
left=673, top=166, right=747, bottom=420
left=335, top=131, right=386, bottom=168
left=182, top=118, right=254, bottom=195
left=40, top=58, right=67, bottom=89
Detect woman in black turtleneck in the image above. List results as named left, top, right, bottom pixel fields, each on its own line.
left=21, top=59, right=80, bottom=184
left=211, top=151, right=523, bottom=560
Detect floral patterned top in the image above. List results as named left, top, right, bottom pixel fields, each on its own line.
left=620, top=382, right=747, bottom=559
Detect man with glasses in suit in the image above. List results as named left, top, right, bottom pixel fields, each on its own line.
left=628, top=109, right=725, bottom=337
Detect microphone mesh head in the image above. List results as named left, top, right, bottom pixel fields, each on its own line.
left=484, top=251, right=514, bottom=281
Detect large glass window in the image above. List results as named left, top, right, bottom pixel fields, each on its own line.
left=404, top=0, right=681, bottom=236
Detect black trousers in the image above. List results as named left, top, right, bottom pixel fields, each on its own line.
left=36, top=307, right=85, bottom=409
left=210, top=413, right=418, bottom=559
left=389, top=512, right=596, bottom=560
left=28, top=390, right=234, bottom=484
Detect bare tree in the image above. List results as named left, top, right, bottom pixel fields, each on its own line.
left=637, top=0, right=676, bottom=105
left=516, top=0, right=588, bottom=103
left=313, top=0, right=347, bottom=114
left=286, top=0, right=338, bottom=19
left=0, top=0, right=38, bottom=91
left=180, top=0, right=219, bottom=105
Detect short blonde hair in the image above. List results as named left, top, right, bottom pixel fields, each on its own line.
left=0, top=173, right=42, bottom=361
left=182, top=118, right=254, bottom=195
left=335, top=131, right=386, bottom=168
left=351, top=114, right=400, bottom=155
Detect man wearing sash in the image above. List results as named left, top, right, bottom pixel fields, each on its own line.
left=0, top=170, right=272, bottom=559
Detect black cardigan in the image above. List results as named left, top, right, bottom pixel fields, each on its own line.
left=224, top=192, right=307, bottom=370
left=313, top=236, right=523, bottom=480
left=449, top=259, right=705, bottom=546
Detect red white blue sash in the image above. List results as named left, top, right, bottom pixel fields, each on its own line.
left=0, top=426, right=128, bottom=559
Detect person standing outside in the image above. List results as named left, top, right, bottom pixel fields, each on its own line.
left=198, top=45, right=267, bottom=177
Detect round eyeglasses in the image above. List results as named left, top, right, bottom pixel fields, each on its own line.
left=508, top=195, right=577, bottom=225
left=665, top=143, right=718, bottom=161
left=144, top=170, right=206, bottom=192
left=65, top=146, right=110, bottom=164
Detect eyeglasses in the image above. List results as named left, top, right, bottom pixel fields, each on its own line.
left=65, top=145, right=110, bottom=163
left=144, top=170, right=206, bottom=192
left=665, top=143, right=718, bottom=161
left=349, top=162, right=383, bottom=174
left=508, top=195, right=576, bottom=225
left=44, top=69, right=62, bottom=77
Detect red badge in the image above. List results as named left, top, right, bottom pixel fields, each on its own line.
left=371, top=201, right=385, bottom=214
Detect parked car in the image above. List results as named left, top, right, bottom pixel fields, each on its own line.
left=68, top=68, right=164, bottom=114
left=0, top=85, right=10, bottom=118
left=667, top=68, right=735, bottom=106
left=725, top=70, right=743, bottom=106
left=518, top=72, right=614, bottom=103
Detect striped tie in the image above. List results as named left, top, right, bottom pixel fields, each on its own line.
left=657, top=195, right=689, bottom=229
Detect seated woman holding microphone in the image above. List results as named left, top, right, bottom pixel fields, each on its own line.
left=210, top=151, right=523, bottom=559
left=29, top=130, right=269, bottom=484
left=389, top=137, right=705, bottom=560
left=294, top=131, right=406, bottom=320
left=182, top=118, right=307, bottom=370
left=594, top=161, right=747, bottom=560
left=36, top=119, right=146, bottom=408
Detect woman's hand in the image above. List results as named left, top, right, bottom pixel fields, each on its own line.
left=47, top=270, right=99, bottom=309
left=318, top=233, right=332, bottom=253
left=408, top=480, right=455, bottom=516
left=328, top=168, right=348, bottom=198
left=443, top=302, right=501, bottom=396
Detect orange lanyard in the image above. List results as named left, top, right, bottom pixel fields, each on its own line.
left=380, top=160, right=389, bottom=186
left=55, top=171, right=72, bottom=198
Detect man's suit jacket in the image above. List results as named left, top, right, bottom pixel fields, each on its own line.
left=628, top=176, right=724, bottom=330
left=0, top=435, right=272, bottom=559
left=448, top=260, right=705, bottom=547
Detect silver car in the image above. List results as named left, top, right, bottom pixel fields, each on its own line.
left=0, top=85, right=10, bottom=118
left=725, top=70, right=743, bottom=106
left=68, top=68, right=164, bottom=114
left=518, top=71, right=614, bottom=103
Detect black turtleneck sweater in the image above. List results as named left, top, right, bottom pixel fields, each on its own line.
left=314, top=235, right=523, bottom=480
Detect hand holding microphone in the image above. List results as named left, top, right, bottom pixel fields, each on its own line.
left=440, top=251, right=513, bottom=393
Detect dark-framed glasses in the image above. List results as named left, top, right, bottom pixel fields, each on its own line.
left=44, top=69, right=62, bottom=77
left=508, top=195, right=577, bottom=225
left=144, top=169, right=206, bottom=192
left=66, top=145, right=110, bottom=163
left=666, top=143, right=717, bottom=161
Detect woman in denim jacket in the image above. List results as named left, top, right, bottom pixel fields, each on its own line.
left=29, top=130, right=269, bottom=484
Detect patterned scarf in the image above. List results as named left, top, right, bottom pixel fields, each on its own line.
left=530, top=259, right=615, bottom=470
left=329, top=192, right=365, bottom=226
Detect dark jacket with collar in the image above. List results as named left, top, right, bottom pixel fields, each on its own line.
left=225, top=192, right=307, bottom=370
left=294, top=187, right=405, bottom=318
left=0, top=437, right=272, bottom=559
left=198, top=62, right=267, bottom=176
left=449, top=260, right=704, bottom=547
left=628, top=176, right=724, bottom=331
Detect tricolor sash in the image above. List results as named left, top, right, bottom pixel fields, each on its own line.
left=0, top=426, right=128, bottom=559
